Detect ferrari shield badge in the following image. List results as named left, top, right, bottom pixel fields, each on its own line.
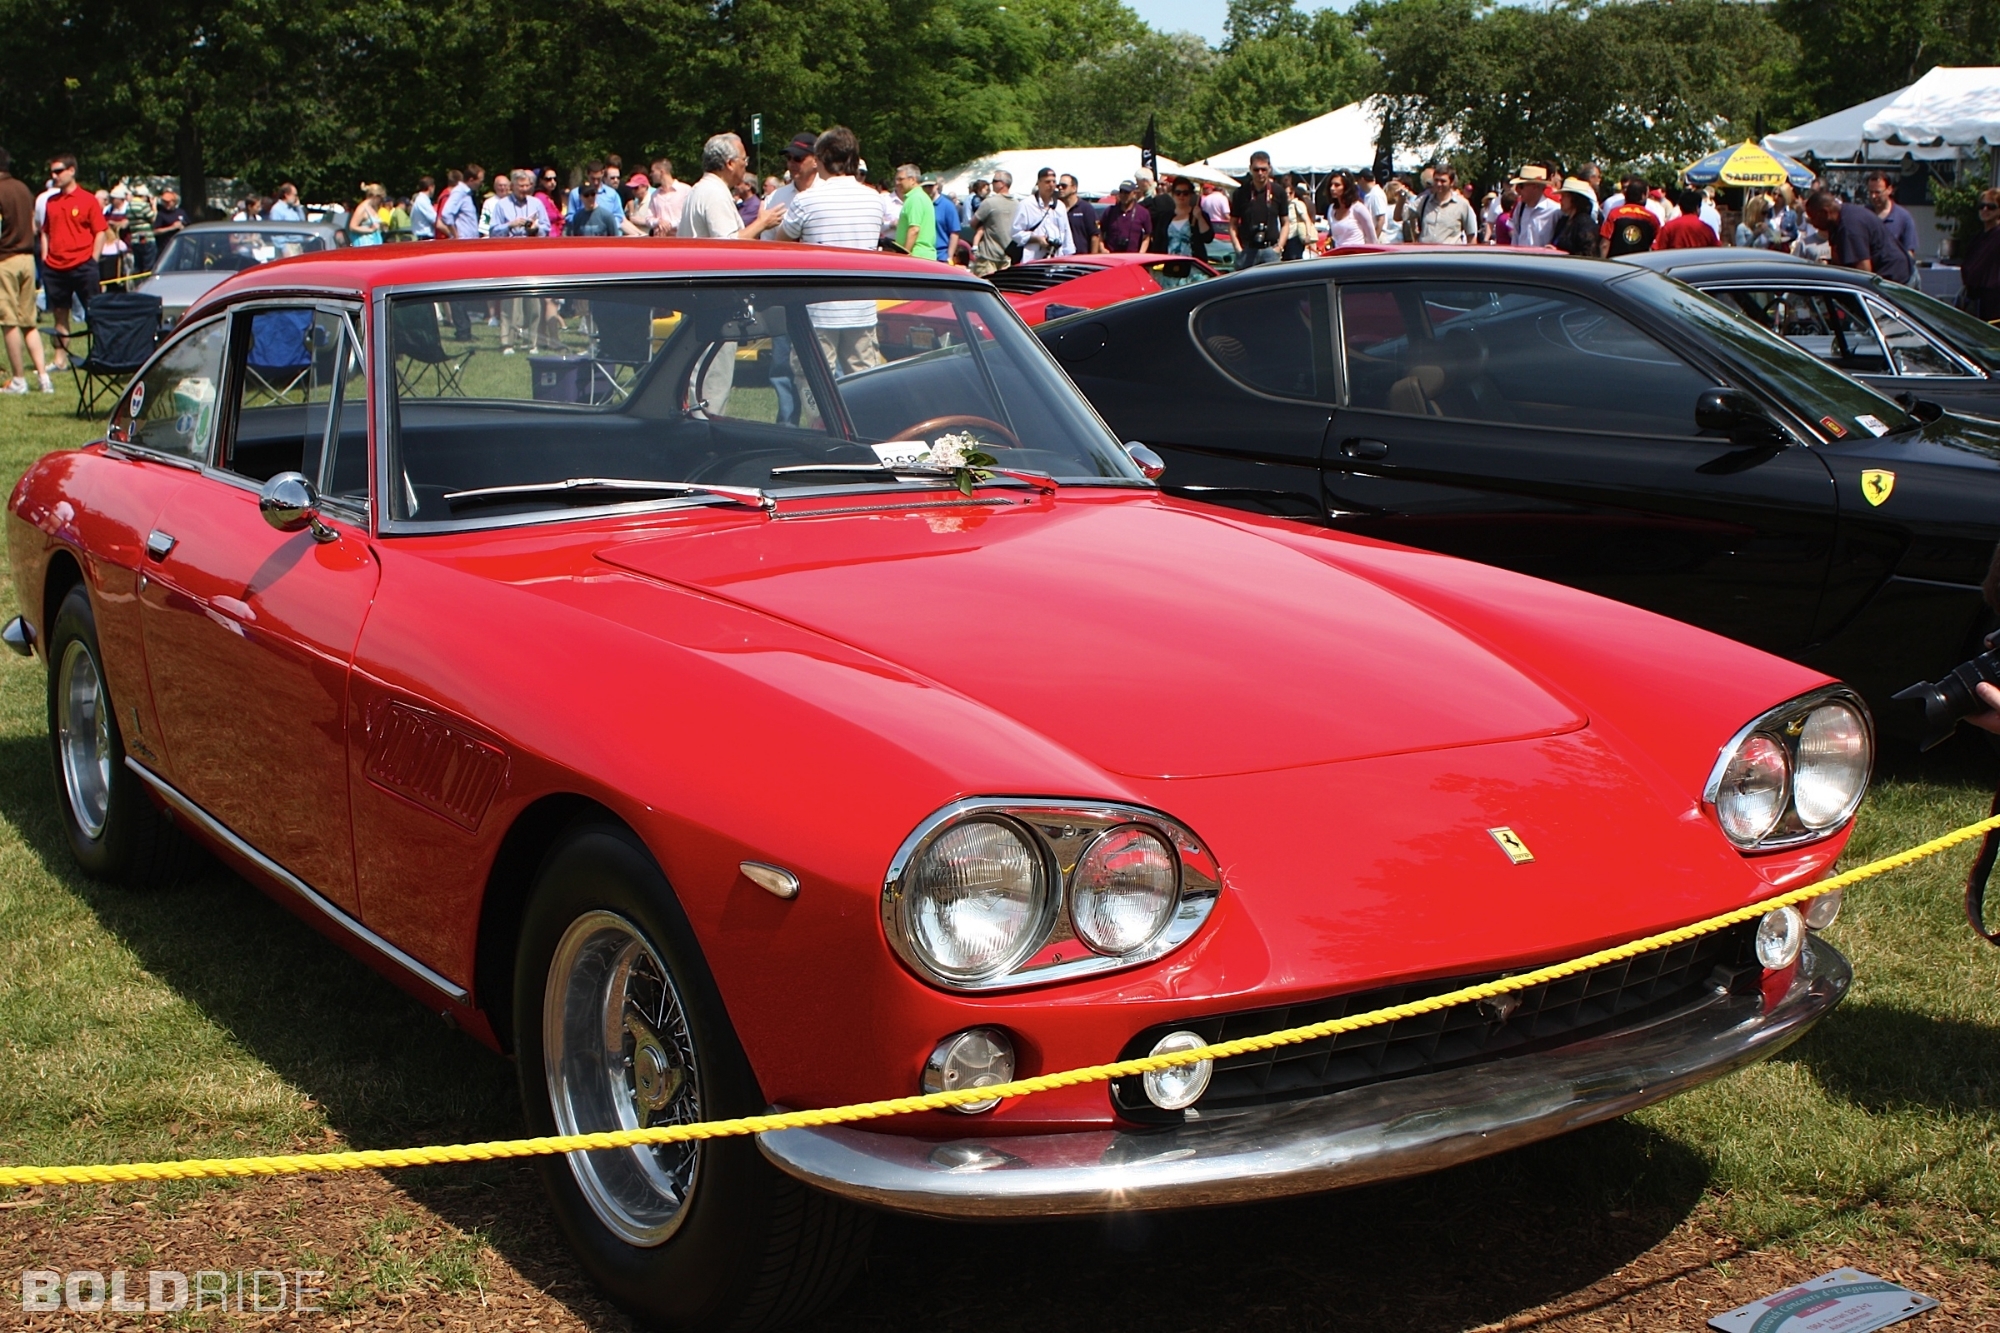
left=1487, top=827, right=1534, bottom=864
left=1860, top=469, right=1896, bottom=506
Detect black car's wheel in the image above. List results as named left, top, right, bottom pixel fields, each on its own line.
left=46, top=583, right=193, bottom=888
left=514, top=821, right=871, bottom=1332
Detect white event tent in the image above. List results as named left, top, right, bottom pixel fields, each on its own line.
left=1862, top=66, right=2000, bottom=160
left=1762, top=89, right=1917, bottom=163
left=934, top=146, right=1234, bottom=199
left=1765, top=68, right=2000, bottom=166
left=1194, top=99, right=1436, bottom=176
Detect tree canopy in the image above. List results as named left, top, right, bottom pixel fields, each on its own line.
left=0, top=0, right=1990, bottom=208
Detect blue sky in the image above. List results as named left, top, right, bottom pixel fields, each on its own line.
left=1126, top=0, right=1340, bottom=45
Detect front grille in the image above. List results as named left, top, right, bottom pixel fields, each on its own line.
left=1112, top=922, right=1759, bottom=1121
left=987, top=263, right=1099, bottom=294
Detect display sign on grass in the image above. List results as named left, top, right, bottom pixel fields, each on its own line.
left=1707, top=1268, right=1937, bottom=1333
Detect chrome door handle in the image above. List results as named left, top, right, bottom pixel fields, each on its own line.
left=145, top=530, right=176, bottom=561
left=1340, top=438, right=1389, bottom=461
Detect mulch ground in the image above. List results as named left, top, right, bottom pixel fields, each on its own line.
left=4, top=1165, right=1996, bottom=1331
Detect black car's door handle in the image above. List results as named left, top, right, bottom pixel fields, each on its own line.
left=1340, top=438, right=1389, bottom=461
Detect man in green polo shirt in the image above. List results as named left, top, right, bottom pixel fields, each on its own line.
left=893, top=164, right=936, bottom=260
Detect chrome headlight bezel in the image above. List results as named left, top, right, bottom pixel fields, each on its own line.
left=1702, top=686, right=1873, bottom=850
left=883, top=798, right=1223, bottom=992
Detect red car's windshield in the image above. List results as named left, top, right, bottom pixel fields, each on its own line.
left=385, top=279, right=1140, bottom=524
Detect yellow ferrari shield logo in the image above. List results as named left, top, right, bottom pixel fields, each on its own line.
left=1487, top=827, right=1534, bottom=865
left=1861, top=470, right=1895, bottom=506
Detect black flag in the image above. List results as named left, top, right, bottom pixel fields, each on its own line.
left=1141, top=115, right=1158, bottom=179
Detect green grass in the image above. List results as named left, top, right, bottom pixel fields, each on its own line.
left=0, top=357, right=1998, bottom=1290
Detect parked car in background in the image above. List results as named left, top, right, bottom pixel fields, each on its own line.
left=877, top=253, right=1218, bottom=357
left=138, top=220, right=340, bottom=325
left=987, top=252, right=1221, bottom=323
left=1039, top=248, right=2000, bottom=718
left=9, top=240, right=1862, bottom=1332
left=1624, top=248, right=2000, bottom=419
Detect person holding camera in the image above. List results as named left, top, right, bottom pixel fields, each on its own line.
left=1230, top=151, right=1285, bottom=270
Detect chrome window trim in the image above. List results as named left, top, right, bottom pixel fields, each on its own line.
left=1859, top=293, right=1983, bottom=379
left=213, top=299, right=368, bottom=496
left=1702, top=685, right=1873, bottom=850
left=123, top=757, right=468, bottom=1003
left=881, top=797, right=1224, bottom=993
left=1693, top=281, right=1985, bottom=381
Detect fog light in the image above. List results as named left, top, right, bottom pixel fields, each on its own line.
left=1803, top=889, right=1842, bottom=931
left=1141, top=1030, right=1213, bottom=1111
left=921, top=1028, right=1014, bottom=1114
left=1755, top=905, right=1805, bottom=969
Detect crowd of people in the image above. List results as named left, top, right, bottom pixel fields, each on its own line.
left=0, top=147, right=189, bottom=395
left=9, top=122, right=2000, bottom=396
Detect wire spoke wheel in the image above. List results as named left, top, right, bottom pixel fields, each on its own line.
left=545, top=909, right=702, bottom=1246
left=57, top=639, right=112, bottom=840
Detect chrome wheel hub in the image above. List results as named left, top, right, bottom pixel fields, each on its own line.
left=545, top=910, right=702, bottom=1246
left=57, top=640, right=112, bottom=840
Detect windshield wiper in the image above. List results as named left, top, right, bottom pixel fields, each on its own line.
left=767, top=462, right=1059, bottom=493
left=443, top=478, right=773, bottom=513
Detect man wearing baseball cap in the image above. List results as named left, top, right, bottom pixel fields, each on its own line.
left=750, top=132, right=821, bottom=238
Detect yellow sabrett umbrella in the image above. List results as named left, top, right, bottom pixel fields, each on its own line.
left=1682, top=141, right=1817, bottom=190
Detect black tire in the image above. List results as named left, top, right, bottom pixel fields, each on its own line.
left=45, top=583, right=194, bottom=889
left=513, top=821, right=872, bottom=1332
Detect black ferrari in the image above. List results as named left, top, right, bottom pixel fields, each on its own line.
left=1621, top=248, right=2000, bottom=419
left=1037, top=249, right=2000, bottom=726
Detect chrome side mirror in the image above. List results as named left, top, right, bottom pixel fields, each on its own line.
left=259, top=472, right=337, bottom=543
left=1124, top=441, right=1165, bottom=480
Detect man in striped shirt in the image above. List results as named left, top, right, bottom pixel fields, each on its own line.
left=774, top=126, right=885, bottom=375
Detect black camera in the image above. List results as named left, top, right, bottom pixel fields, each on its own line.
left=1893, top=636, right=2000, bottom=750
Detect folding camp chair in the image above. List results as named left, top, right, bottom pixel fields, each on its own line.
left=588, top=301, right=655, bottom=404
left=393, top=301, right=476, bottom=397
left=243, top=308, right=315, bottom=404
left=70, top=292, right=162, bottom=420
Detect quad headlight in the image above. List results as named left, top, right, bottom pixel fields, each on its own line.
left=902, top=818, right=1051, bottom=983
left=1705, top=689, right=1872, bottom=850
left=884, top=800, right=1222, bottom=991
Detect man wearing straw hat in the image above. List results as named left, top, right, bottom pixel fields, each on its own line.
left=1507, top=165, right=1561, bottom=247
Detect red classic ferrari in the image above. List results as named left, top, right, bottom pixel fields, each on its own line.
left=6, top=241, right=1867, bottom=1332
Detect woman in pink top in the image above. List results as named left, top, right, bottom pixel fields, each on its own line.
left=535, top=169, right=564, bottom=237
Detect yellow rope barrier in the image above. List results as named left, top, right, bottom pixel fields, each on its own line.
left=4, top=810, right=1998, bottom=1190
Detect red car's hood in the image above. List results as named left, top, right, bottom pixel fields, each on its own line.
left=598, top=494, right=1583, bottom=779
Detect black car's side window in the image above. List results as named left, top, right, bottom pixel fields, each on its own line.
left=110, top=320, right=229, bottom=463
left=1863, top=298, right=1970, bottom=378
left=1716, top=289, right=1889, bottom=376
left=1193, top=284, right=1332, bottom=401
left=1339, top=282, right=1717, bottom=437
left=222, top=307, right=351, bottom=485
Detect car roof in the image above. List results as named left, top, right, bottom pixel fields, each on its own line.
left=1617, top=249, right=1829, bottom=277
left=1621, top=252, right=1889, bottom=291
left=185, top=237, right=988, bottom=317
left=1221, top=247, right=1634, bottom=290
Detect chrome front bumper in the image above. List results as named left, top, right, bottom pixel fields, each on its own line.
left=760, top=938, right=1849, bottom=1218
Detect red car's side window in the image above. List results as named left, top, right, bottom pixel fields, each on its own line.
left=117, top=320, right=229, bottom=463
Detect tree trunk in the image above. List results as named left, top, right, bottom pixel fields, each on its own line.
left=176, top=111, right=207, bottom=221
